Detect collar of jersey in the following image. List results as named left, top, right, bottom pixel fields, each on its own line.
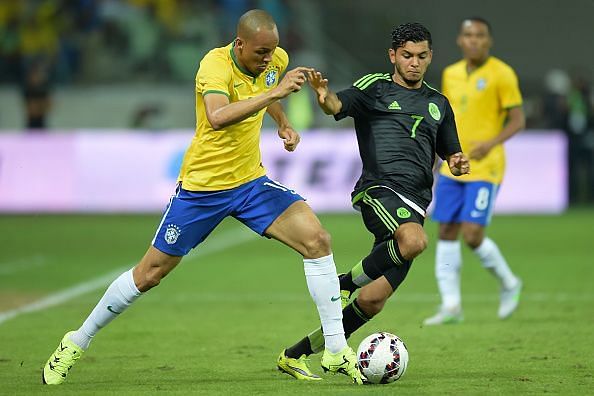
left=229, top=41, right=257, bottom=79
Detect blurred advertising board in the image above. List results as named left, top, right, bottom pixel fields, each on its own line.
left=0, top=130, right=566, bottom=214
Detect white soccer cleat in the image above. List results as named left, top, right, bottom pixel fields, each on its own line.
left=498, top=278, right=522, bottom=319
left=423, top=306, right=463, bottom=326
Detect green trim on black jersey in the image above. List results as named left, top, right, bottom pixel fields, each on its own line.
left=422, top=81, right=442, bottom=93
left=353, top=73, right=391, bottom=90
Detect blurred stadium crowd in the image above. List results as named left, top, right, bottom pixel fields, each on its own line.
left=0, top=0, right=306, bottom=84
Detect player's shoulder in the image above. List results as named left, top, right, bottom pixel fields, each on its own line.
left=443, top=59, right=466, bottom=77
left=422, top=80, right=447, bottom=100
left=200, top=43, right=232, bottom=67
left=351, top=72, right=392, bottom=91
left=487, top=56, right=518, bottom=77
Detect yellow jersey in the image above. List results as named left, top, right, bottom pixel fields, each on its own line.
left=178, top=42, right=288, bottom=191
left=439, top=56, right=522, bottom=184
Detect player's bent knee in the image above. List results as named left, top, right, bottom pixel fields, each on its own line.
left=357, top=294, right=388, bottom=317
left=398, top=235, right=427, bottom=259
left=461, top=229, right=483, bottom=249
left=357, top=283, right=392, bottom=317
left=302, top=229, right=332, bottom=258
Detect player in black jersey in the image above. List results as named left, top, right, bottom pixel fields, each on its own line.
left=277, top=22, right=470, bottom=380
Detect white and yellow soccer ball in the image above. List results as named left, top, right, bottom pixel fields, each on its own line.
left=356, top=332, right=409, bottom=384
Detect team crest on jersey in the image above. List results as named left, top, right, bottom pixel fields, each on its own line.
left=164, top=224, right=181, bottom=245
left=476, top=78, right=487, bottom=91
left=265, top=70, right=278, bottom=87
left=428, top=102, right=441, bottom=120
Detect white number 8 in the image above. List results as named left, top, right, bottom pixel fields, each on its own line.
left=474, top=187, right=490, bottom=211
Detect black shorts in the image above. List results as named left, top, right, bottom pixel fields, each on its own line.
left=354, top=186, right=425, bottom=245
left=353, top=186, right=425, bottom=290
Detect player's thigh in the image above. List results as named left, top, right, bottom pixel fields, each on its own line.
left=431, top=176, right=465, bottom=224
left=233, top=177, right=326, bottom=255
left=459, top=181, right=499, bottom=226
left=152, top=185, right=231, bottom=256
left=264, top=200, right=330, bottom=257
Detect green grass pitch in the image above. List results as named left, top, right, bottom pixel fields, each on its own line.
left=0, top=210, right=592, bottom=394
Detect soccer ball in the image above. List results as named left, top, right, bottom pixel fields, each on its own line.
left=356, top=332, right=409, bottom=384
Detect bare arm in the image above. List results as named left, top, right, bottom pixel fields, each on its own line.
left=204, top=67, right=313, bottom=130
left=267, top=101, right=300, bottom=152
left=470, top=106, right=525, bottom=160
left=307, top=70, right=343, bottom=115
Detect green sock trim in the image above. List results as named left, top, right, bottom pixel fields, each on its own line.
left=352, top=300, right=371, bottom=321
left=350, top=261, right=364, bottom=281
left=387, top=239, right=403, bottom=265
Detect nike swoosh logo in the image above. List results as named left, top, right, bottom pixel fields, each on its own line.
left=233, top=82, right=244, bottom=88
left=107, top=305, right=121, bottom=314
left=330, top=296, right=341, bottom=302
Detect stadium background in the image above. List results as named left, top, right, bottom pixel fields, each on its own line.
left=1, top=1, right=593, bottom=394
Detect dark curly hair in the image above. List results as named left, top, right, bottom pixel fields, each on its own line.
left=391, top=23, right=432, bottom=50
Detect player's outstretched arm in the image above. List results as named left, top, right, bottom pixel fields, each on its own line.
left=447, top=152, right=470, bottom=176
left=204, top=67, right=312, bottom=130
left=307, top=70, right=342, bottom=115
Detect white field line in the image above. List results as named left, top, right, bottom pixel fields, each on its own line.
left=0, top=255, right=47, bottom=275
left=0, top=226, right=258, bottom=325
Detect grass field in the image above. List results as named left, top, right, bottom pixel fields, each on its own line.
left=1, top=210, right=593, bottom=395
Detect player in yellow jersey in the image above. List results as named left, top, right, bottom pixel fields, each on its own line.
left=42, top=9, right=362, bottom=385
left=424, top=17, right=526, bottom=325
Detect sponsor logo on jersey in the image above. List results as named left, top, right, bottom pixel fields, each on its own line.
left=164, top=224, right=181, bottom=244
left=476, top=78, right=487, bottom=91
left=388, top=100, right=401, bottom=110
left=265, top=70, right=278, bottom=87
left=428, top=103, right=441, bottom=120
left=397, top=207, right=411, bottom=219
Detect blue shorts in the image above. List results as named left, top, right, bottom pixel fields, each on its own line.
left=432, top=176, right=499, bottom=226
left=152, top=176, right=304, bottom=256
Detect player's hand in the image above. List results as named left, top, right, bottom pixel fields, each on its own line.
left=306, top=70, right=329, bottom=104
left=469, top=140, right=495, bottom=160
left=278, top=126, right=300, bottom=152
left=448, top=152, right=470, bottom=176
left=275, top=67, right=313, bottom=98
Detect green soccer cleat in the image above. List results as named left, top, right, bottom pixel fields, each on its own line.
left=320, top=346, right=364, bottom=384
left=340, top=289, right=353, bottom=309
left=499, top=278, right=522, bottom=319
left=277, top=349, right=322, bottom=381
left=42, top=331, right=84, bottom=385
left=337, top=273, right=355, bottom=309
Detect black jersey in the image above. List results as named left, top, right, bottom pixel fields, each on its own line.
left=335, top=73, right=462, bottom=211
